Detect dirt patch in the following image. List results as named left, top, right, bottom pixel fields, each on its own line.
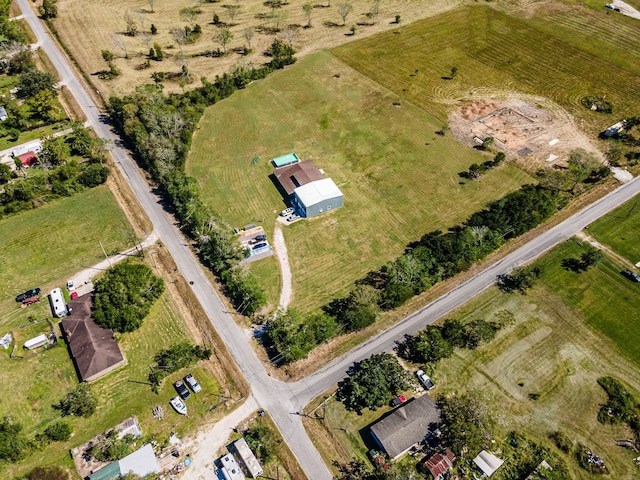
left=449, top=97, right=602, bottom=169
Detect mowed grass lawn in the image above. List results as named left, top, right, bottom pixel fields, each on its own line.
left=588, top=195, right=640, bottom=266
left=0, top=186, right=131, bottom=321
left=332, top=5, right=640, bottom=131
left=305, top=239, right=640, bottom=478
left=187, top=51, right=532, bottom=311
left=437, top=240, right=640, bottom=478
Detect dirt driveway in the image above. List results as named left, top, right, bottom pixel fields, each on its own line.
left=273, top=223, right=292, bottom=308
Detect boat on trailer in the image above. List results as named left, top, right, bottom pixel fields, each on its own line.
left=170, top=396, right=187, bottom=415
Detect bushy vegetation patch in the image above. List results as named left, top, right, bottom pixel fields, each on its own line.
left=148, top=341, right=211, bottom=389
left=93, top=262, right=164, bottom=333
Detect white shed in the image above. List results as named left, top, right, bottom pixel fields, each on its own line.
left=24, top=334, right=48, bottom=350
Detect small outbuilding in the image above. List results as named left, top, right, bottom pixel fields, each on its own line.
left=370, top=394, right=441, bottom=460
left=17, top=151, right=38, bottom=167
left=271, top=152, right=300, bottom=168
left=118, top=444, right=160, bottom=478
left=424, top=449, right=456, bottom=479
left=24, top=334, right=48, bottom=350
left=473, top=450, right=504, bottom=477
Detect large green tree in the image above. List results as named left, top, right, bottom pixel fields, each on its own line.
left=337, top=353, right=414, bottom=413
left=0, top=416, right=29, bottom=463
left=17, top=70, right=56, bottom=98
left=439, top=393, right=496, bottom=456
left=53, top=383, right=97, bottom=418
left=402, top=325, right=453, bottom=364
left=93, top=262, right=164, bottom=332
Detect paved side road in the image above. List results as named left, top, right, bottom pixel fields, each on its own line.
left=17, top=1, right=640, bottom=479
left=14, top=1, right=332, bottom=478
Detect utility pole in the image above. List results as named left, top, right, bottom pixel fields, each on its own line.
left=99, top=240, right=112, bottom=266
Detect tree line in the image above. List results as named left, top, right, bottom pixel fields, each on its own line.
left=0, top=125, right=110, bottom=218
left=108, top=39, right=295, bottom=317
left=267, top=184, right=563, bottom=363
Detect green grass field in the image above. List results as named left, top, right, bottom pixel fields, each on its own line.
left=588, top=195, right=640, bottom=266
left=187, top=51, right=533, bottom=311
left=0, top=186, right=132, bottom=318
left=435, top=240, right=640, bottom=479
left=305, top=239, right=640, bottom=478
left=332, top=5, right=640, bottom=132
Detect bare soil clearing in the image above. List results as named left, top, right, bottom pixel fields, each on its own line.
left=449, top=97, right=602, bottom=168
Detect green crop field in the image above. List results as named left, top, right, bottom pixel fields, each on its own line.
left=187, top=51, right=533, bottom=311
left=588, top=195, right=640, bottom=266
left=332, top=5, right=640, bottom=132
left=305, top=239, right=640, bottom=478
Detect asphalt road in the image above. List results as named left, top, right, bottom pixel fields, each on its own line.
left=17, top=2, right=640, bottom=478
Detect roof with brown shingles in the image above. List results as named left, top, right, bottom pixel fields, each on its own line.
left=273, top=160, right=325, bottom=195
left=61, top=296, right=125, bottom=382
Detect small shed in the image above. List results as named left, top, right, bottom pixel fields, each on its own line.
left=473, top=450, right=504, bottom=477
left=17, top=151, right=38, bottom=167
left=272, top=152, right=300, bottom=168
left=0, top=106, right=7, bottom=121
left=118, top=444, right=160, bottom=477
left=24, top=334, right=48, bottom=350
left=424, top=449, right=456, bottom=479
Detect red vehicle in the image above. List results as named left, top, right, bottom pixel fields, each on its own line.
left=390, top=395, right=407, bottom=408
left=22, top=297, right=41, bottom=306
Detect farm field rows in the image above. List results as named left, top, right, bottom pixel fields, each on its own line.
left=332, top=5, right=640, bottom=133
left=305, top=239, right=640, bottom=478
left=186, top=51, right=533, bottom=311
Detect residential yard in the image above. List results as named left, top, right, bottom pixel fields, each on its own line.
left=332, top=5, right=640, bottom=135
left=49, top=0, right=462, bottom=96
left=0, top=185, right=132, bottom=316
left=187, top=51, right=533, bottom=312
left=588, top=195, right=640, bottom=267
left=303, top=239, right=640, bottom=478
left=1, top=291, right=228, bottom=479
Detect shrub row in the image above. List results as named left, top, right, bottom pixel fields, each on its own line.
left=267, top=184, right=563, bottom=363
left=108, top=39, right=296, bottom=316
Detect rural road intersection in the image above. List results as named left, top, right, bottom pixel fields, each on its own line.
left=16, top=1, right=640, bottom=478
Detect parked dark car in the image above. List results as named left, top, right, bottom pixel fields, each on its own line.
left=15, top=288, right=41, bottom=303
left=253, top=242, right=267, bottom=250
left=255, top=234, right=267, bottom=242
left=622, top=270, right=640, bottom=282
left=173, top=380, right=190, bottom=399
left=390, top=395, right=407, bottom=408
